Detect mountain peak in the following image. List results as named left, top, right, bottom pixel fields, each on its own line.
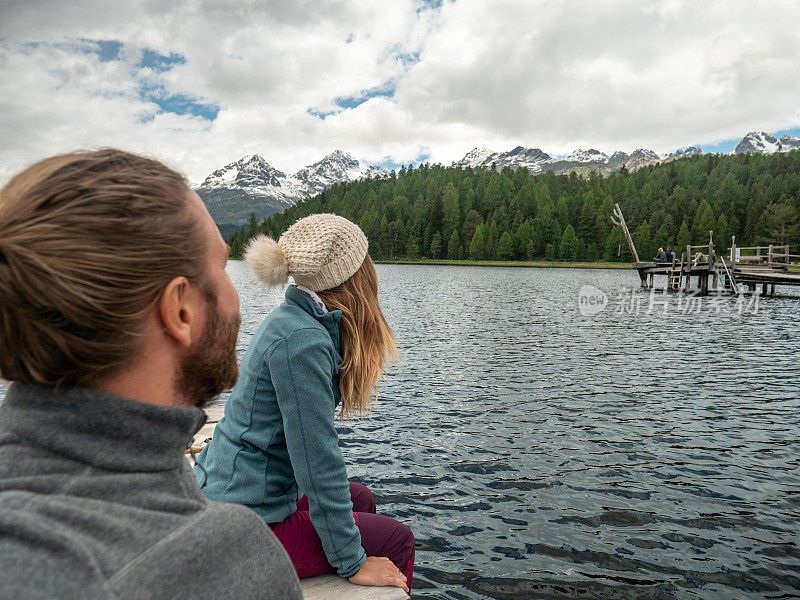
left=314, top=149, right=359, bottom=169
left=200, top=154, right=286, bottom=189
left=735, top=131, right=780, bottom=155
left=608, top=151, right=629, bottom=165
left=668, top=146, right=702, bottom=158
left=564, top=148, right=609, bottom=163
left=458, top=147, right=495, bottom=167
left=630, top=148, right=660, bottom=160
left=779, top=134, right=800, bottom=151
left=456, top=146, right=550, bottom=170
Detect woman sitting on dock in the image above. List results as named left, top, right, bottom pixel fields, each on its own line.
left=194, top=214, right=413, bottom=595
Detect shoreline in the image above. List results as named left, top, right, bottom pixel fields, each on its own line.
left=373, top=259, right=631, bottom=269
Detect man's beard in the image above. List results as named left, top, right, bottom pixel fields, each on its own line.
left=176, top=297, right=241, bottom=408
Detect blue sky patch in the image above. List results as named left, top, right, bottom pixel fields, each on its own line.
left=139, top=82, right=219, bottom=121
left=139, top=48, right=186, bottom=72
left=417, top=0, right=447, bottom=12
left=95, top=40, right=123, bottom=62
left=375, top=149, right=431, bottom=172
left=309, top=81, right=397, bottom=119
left=77, top=39, right=218, bottom=121
left=335, top=84, right=395, bottom=110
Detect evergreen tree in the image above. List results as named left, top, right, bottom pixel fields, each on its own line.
left=715, top=213, right=730, bottom=255
left=429, top=232, right=443, bottom=259
left=462, top=210, right=482, bottom=248
left=447, top=230, right=461, bottom=259
left=468, top=223, right=488, bottom=260
left=496, top=232, right=514, bottom=260
left=653, top=224, right=669, bottom=255
left=675, top=221, right=691, bottom=258
left=406, top=237, right=420, bottom=258
left=442, top=183, right=461, bottom=239
left=691, top=200, right=715, bottom=245
left=559, top=224, right=579, bottom=261
left=635, top=220, right=652, bottom=260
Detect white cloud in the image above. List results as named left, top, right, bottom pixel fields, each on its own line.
left=1, top=0, right=799, bottom=185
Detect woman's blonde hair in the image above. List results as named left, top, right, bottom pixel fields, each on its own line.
left=317, top=255, right=398, bottom=418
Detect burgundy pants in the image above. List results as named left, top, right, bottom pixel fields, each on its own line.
left=269, top=482, right=415, bottom=587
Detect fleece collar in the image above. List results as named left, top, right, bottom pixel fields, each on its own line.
left=284, top=285, right=342, bottom=351
left=0, top=383, right=206, bottom=472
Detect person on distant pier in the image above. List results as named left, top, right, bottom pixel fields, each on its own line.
left=654, top=247, right=667, bottom=262
left=0, top=149, right=302, bottom=600
left=665, top=246, right=675, bottom=262
left=195, top=214, right=414, bottom=595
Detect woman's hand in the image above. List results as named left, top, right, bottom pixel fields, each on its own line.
left=349, top=556, right=409, bottom=594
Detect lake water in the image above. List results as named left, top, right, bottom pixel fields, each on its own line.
left=229, top=262, right=799, bottom=599
left=3, top=262, right=798, bottom=598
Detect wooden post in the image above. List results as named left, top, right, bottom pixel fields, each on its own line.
left=684, top=252, right=691, bottom=292
left=771, top=283, right=776, bottom=296
left=769, top=244, right=773, bottom=266
left=610, top=204, right=640, bottom=263
left=730, top=235, right=736, bottom=263
left=708, top=230, right=714, bottom=270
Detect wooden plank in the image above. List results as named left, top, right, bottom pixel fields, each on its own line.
left=301, top=575, right=410, bottom=600
left=204, top=406, right=225, bottom=423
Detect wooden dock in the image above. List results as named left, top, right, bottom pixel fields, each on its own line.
left=190, top=409, right=410, bottom=600
left=612, top=204, right=800, bottom=295
left=301, top=574, right=409, bottom=600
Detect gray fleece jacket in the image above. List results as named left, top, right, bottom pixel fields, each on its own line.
left=0, top=383, right=302, bottom=600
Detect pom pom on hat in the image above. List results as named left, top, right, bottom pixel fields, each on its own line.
left=245, top=235, right=289, bottom=286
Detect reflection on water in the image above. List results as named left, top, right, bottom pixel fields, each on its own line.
left=3, top=262, right=798, bottom=599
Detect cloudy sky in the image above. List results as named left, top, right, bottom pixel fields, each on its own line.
left=1, top=0, right=799, bottom=185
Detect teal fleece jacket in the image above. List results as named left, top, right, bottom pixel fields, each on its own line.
left=194, top=286, right=366, bottom=578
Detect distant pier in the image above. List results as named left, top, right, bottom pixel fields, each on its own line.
left=612, top=204, right=800, bottom=295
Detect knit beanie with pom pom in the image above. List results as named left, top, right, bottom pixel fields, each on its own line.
left=244, top=213, right=368, bottom=292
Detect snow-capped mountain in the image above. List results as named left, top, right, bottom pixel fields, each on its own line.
left=456, top=146, right=551, bottom=171
left=622, top=148, right=662, bottom=171
left=455, top=145, right=658, bottom=174
left=564, top=149, right=609, bottom=163
left=197, top=150, right=387, bottom=225
left=667, top=146, right=702, bottom=159
left=735, top=132, right=782, bottom=155
left=458, top=147, right=495, bottom=168
left=201, top=155, right=300, bottom=200
left=294, top=150, right=366, bottom=197
left=607, top=151, right=629, bottom=165
left=779, top=134, right=800, bottom=151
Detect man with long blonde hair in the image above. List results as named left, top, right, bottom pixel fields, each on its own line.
left=0, top=149, right=301, bottom=599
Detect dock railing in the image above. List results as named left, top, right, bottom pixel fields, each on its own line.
left=685, top=236, right=715, bottom=268
left=729, top=236, right=800, bottom=268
